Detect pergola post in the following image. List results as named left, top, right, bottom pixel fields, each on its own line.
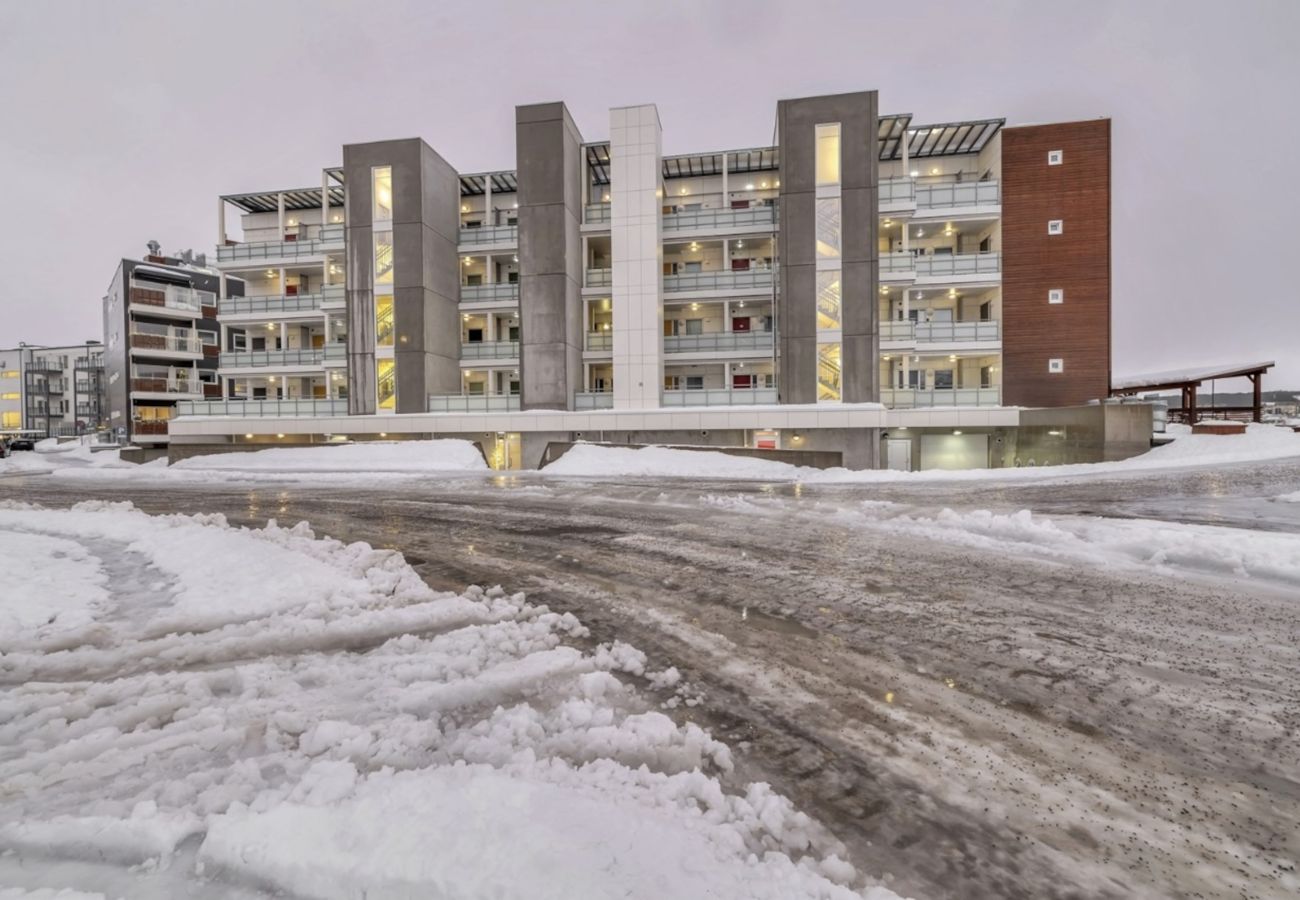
left=1251, top=372, right=1262, bottom=423
left=1187, top=384, right=1198, bottom=425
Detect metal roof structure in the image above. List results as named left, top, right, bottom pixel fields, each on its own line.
left=1111, top=361, right=1276, bottom=394
left=222, top=187, right=345, bottom=214
left=459, top=171, right=519, bottom=196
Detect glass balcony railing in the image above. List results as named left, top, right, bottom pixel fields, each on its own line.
left=575, top=391, right=614, bottom=410
left=915, top=253, right=1001, bottom=278
left=459, top=224, right=519, bottom=246
left=216, top=224, right=344, bottom=263
left=176, top=399, right=348, bottom=417
left=427, top=393, right=521, bottom=412
left=664, top=331, right=774, bottom=353
left=662, top=205, right=776, bottom=233
left=663, top=267, right=774, bottom=293
left=324, top=344, right=346, bottom=362
left=220, top=292, right=325, bottom=315
left=128, top=280, right=213, bottom=313
left=880, top=252, right=916, bottom=275
left=881, top=387, right=1002, bottom=408
left=662, top=387, right=778, bottom=407
left=220, top=348, right=326, bottom=368
left=585, top=332, right=613, bottom=351
left=584, top=203, right=611, bottom=224
left=916, top=181, right=1000, bottom=209
left=881, top=321, right=1001, bottom=343
left=321, top=284, right=346, bottom=308
left=585, top=268, right=612, bottom=288
left=129, top=325, right=209, bottom=354
left=879, top=178, right=916, bottom=204
left=461, top=283, right=520, bottom=304
left=460, top=340, right=520, bottom=360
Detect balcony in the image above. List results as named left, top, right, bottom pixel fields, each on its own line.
left=129, top=280, right=214, bottom=315
left=881, top=387, right=1002, bottom=408
left=879, top=178, right=916, bottom=206
left=664, top=267, right=774, bottom=294
left=585, top=332, right=613, bottom=351
left=132, top=420, right=170, bottom=436
left=575, top=391, right=614, bottom=410
left=461, top=283, right=519, bottom=305
left=175, top=399, right=348, bottom=417
left=459, top=224, right=518, bottom=246
left=662, top=387, right=778, bottom=407
left=664, top=331, right=774, bottom=354
left=131, top=366, right=202, bottom=395
left=220, top=285, right=343, bottom=317
left=880, top=321, right=1001, bottom=344
left=324, top=344, right=346, bottom=363
left=129, top=326, right=208, bottom=356
left=585, top=268, right=612, bottom=288
left=460, top=340, right=520, bottom=361
left=915, top=252, right=1001, bottom=279
left=220, top=348, right=326, bottom=369
left=216, top=224, right=344, bottom=264
left=916, top=180, right=1000, bottom=210
left=584, top=203, right=611, bottom=225
left=427, top=393, right=521, bottom=413
left=662, top=205, right=776, bottom=234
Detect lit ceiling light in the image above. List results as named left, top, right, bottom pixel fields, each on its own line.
left=737, top=240, right=744, bottom=248
left=737, top=300, right=745, bottom=308
left=512, top=255, right=518, bottom=263
left=690, top=302, right=699, bottom=310
left=244, top=433, right=253, bottom=439
left=909, top=170, right=919, bottom=178
left=461, top=205, right=469, bottom=213
left=952, top=429, right=962, bottom=436
left=883, top=355, right=892, bottom=361
left=760, top=181, right=768, bottom=189
left=276, top=433, right=285, bottom=438
left=288, top=219, right=296, bottom=226
left=949, top=355, right=958, bottom=361
left=745, top=183, right=755, bottom=190
left=679, top=187, right=688, bottom=195
left=602, top=194, right=610, bottom=202
left=916, top=229, right=924, bottom=237
left=931, top=167, right=940, bottom=175
left=332, top=215, right=342, bottom=223
left=1048, top=430, right=1062, bottom=436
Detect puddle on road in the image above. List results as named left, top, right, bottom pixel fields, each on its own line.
left=740, top=605, right=820, bottom=639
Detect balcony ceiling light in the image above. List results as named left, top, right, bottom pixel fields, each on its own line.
left=244, top=433, right=253, bottom=439
left=949, top=355, right=958, bottom=361
left=276, top=433, right=285, bottom=438
left=952, top=429, right=962, bottom=435
left=910, top=170, right=919, bottom=178
left=760, top=181, right=768, bottom=189
left=745, top=183, right=755, bottom=190
left=931, top=168, right=940, bottom=175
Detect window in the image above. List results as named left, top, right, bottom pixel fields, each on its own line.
left=377, top=358, right=396, bottom=410
left=815, top=198, right=841, bottom=259
left=934, top=370, right=954, bottom=390
left=1048, top=149, right=1063, bottom=166
left=466, top=328, right=484, bottom=343
left=685, top=376, right=704, bottom=390
left=684, top=319, right=703, bottom=336
left=817, top=342, right=841, bottom=402
left=373, top=167, right=393, bottom=221
left=1048, top=220, right=1064, bottom=235
left=465, top=274, right=483, bottom=286
left=815, top=123, right=841, bottom=186
left=0, top=392, right=17, bottom=400
left=1048, top=289, right=1064, bottom=304
left=507, top=271, right=519, bottom=284
left=1048, top=358, right=1064, bottom=374
left=231, top=332, right=247, bottom=351
left=376, top=295, right=395, bottom=348
left=374, top=231, right=394, bottom=284
left=508, top=325, right=520, bottom=341
left=816, top=271, right=841, bottom=330
left=979, top=301, right=992, bottom=321
left=1, top=411, right=18, bottom=428
left=980, top=366, right=994, bottom=388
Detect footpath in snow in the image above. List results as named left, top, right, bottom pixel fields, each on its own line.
left=0, top=501, right=905, bottom=900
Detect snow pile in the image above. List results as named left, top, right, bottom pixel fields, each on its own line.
left=0, top=890, right=109, bottom=900
left=170, top=439, right=489, bottom=475
left=542, top=425, right=1300, bottom=482
left=0, top=502, right=899, bottom=899
left=1278, top=491, right=1300, bottom=503
left=545, top=443, right=803, bottom=480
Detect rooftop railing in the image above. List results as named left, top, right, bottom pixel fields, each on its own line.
left=176, top=399, right=348, bottom=417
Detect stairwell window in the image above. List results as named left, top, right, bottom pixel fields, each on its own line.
left=376, top=295, right=394, bottom=347
left=374, top=231, right=394, bottom=286
left=817, top=342, right=842, bottom=402
left=373, top=167, right=392, bottom=221
left=815, top=123, right=841, bottom=186
left=816, top=271, right=841, bottom=330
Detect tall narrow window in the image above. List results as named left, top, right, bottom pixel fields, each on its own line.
left=374, top=232, right=394, bottom=285
left=815, top=123, right=841, bottom=186
left=373, top=166, right=392, bottom=221
left=816, top=271, right=841, bottom=330
left=377, top=358, right=396, bottom=410
left=376, top=295, right=395, bottom=347
left=817, top=342, right=842, bottom=402
left=815, top=198, right=842, bottom=259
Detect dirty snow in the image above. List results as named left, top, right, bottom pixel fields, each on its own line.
left=168, top=438, right=488, bottom=475
left=0, top=501, right=902, bottom=900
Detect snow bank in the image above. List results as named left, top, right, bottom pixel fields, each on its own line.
left=0, top=532, right=109, bottom=637
left=542, top=425, right=1300, bottom=482
left=1278, top=490, right=1300, bottom=503
left=0, top=890, right=108, bottom=900
left=0, top=502, right=902, bottom=899
left=169, top=439, right=488, bottom=475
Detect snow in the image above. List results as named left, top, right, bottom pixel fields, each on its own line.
left=169, top=439, right=488, bottom=475
left=542, top=424, right=1300, bottom=482
left=1109, top=360, right=1273, bottom=391
left=0, top=501, right=903, bottom=899
left=1278, top=490, right=1300, bottom=503
left=0, top=891, right=108, bottom=900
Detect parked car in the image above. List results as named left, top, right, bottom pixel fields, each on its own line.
left=7, top=436, right=37, bottom=452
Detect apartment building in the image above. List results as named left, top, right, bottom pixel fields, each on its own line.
left=101, top=250, right=233, bottom=449
left=171, top=90, right=1118, bottom=470
left=0, top=342, right=107, bottom=437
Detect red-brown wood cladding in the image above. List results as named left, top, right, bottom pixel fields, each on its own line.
left=1001, top=119, right=1111, bottom=407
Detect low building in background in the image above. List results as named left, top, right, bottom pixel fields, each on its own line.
left=0, top=341, right=107, bottom=438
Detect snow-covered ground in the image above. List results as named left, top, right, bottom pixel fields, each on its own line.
left=0, top=501, right=903, bottom=900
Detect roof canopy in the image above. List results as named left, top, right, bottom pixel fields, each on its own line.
left=223, top=187, right=345, bottom=213
left=459, top=172, right=518, bottom=196
left=1111, top=361, right=1275, bottom=394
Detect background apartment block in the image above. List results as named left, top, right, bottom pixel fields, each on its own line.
left=0, top=342, right=107, bottom=437
left=176, top=90, right=1115, bottom=470
left=101, top=251, right=231, bottom=447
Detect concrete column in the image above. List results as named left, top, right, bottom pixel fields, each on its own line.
left=721, top=152, right=728, bottom=208
left=280, top=323, right=288, bottom=351
left=277, top=193, right=286, bottom=237
left=321, top=171, right=329, bottom=229
left=722, top=300, right=731, bottom=332
left=611, top=103, right=664, bottom=410
left=487, top=314, right=497, bottom=343
left=902, top=126, right=910, bottom=176
left=484, top=175, right=493, bottom=227
left=486, top=255, right=494, bottom=284
left=218, top=199, right=226, bottom=246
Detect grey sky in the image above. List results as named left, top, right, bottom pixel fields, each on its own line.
left=2, top=0, right=1296, bottom=388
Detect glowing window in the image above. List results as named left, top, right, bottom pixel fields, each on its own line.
left=815, top=198, right=841, bottom=259
left=374, top=232, right=394, bottom=285
left=373, top=166, right=392, bottom=221
left=816, top=271, right=841, bottom=330
left=815, top=123, right=841, bottom=186
left=817, top=342, right=842, bottom=402
left=376, top=295, right=395, bottom=347
left=377, top=358, right=396, bottom=410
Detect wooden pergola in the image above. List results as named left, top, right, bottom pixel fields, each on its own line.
left=1110, top=361, right=1275, bottom=424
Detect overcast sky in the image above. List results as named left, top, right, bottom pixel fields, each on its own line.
left=1, top=0, right=1296, bottom=388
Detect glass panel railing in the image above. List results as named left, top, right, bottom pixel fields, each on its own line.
left=585, top=332, right=613, bottom=351
left=879, top=178, right=916, bottom=204
left=217, top=226, right=344, bottom=263
left=915, top=321, right=1001, bottom=343
left=324, top=344, right=346, bottom=361
left=584, top=203, right=611, bottom=224
left=916, top=180, right=1000, bottom=209
left=460, top=283, right=520, bottom=304
left=661, top=387, right=778, bottom=407
left=219, top=349, right=326, bottom=368
left=663, top=267, right=774, bottom=293
left=219, top=293, right=325, bottom=315
left=318, top=224, right=345, bottom=243
left=129, top=324, right=203, bottom=353
left=427, top=394, right=521, bottom=412
left=175, top=399, right=348, bottom=417
left=460, top=341, right=520, bottom=360
left=664, top=331, right=774, bottom=353
left=879, top=252, right=916, bottom=274
left=585, top=268, right=612, bottom=288
left=130, top=365, right=200, bottom=394
left=662, top=205, right=776, bottom=232
left=915, top=253, right=1001, bottom=277
left=880, top=321, right=915, bottom=341
left=459, top=225, right=518, bottom=246
left=128, top=280, right=212, bottom=313
left=575, top=391, right=614, bottom=410
left=881, top=387, right=1002, bottom=408
left=321, top=284, right=346, bottom=307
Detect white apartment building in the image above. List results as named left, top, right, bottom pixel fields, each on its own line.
left=0, top=342, right=107, bottom=438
